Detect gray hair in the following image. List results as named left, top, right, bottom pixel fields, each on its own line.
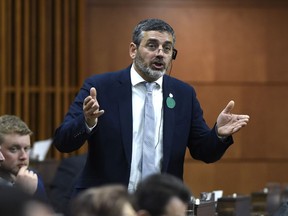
left=132, top=18, right=176, bottom=46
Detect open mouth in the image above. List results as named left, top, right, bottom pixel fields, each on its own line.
left=152, top=62, right=164, bottom=70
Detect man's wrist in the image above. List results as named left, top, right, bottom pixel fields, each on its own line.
left=85, top=118, right=98, bottom=133
left=215, top=124, right=228, bottom=140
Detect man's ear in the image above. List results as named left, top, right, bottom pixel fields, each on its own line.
left=137, top=209, right=151, bottom=216
left=129, top=42, right=137, bottom=59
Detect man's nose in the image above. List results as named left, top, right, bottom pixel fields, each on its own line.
left=0, top=151, right=5, bottom=162
left=19, top=149, right=29, bottom=159
left=156, top=46, right=165, bottom=55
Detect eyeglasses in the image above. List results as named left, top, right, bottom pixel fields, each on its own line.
left=141, top=42, right=174, bottom=55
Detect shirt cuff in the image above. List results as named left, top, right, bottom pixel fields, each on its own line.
left=215, top=124, right=228, bottom=141
left=85, top=120, right=97, bottom=133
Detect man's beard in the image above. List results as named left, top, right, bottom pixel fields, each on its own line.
left=134, top=53, right=167, bottom=80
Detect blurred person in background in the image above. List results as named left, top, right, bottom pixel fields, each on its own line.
left=69, top=184, right=136, bottom=216
left=0, top=185, right=54, bottom=216
left=133, top=173, right=192, bottom=216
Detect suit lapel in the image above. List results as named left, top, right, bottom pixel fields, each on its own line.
left=117, top=68, right=133, bottom=165
left=162, top=75, right=176, bottom=172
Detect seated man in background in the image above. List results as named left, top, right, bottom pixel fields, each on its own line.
left=69, top=184, right=136, bottom=216
left=0, top=115, right=47, bottom=199
left=133, top=173, right=192, bottom=216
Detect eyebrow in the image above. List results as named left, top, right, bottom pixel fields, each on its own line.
left=8, top=144, right=31, bottom=148
left=146, top=38, right=173, bottom=45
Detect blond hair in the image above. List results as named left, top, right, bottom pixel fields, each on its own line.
left=0, top=115, right=32, bottom=144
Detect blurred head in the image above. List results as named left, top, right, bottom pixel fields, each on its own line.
left=133, top=173, right=192, bottom=216
left=70, top=185, right=136, bottom=216
left=0, top=186, right=54, bottom=216
left=23, top=199, right=55, bottom=216
left=129, top=19, right=176, bottom=82
left=0, top=115, right=32, bottom=178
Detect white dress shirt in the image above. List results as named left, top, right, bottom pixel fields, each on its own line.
left=128, top=64, right=164, bottom=192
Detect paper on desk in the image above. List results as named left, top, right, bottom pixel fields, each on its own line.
left=29, top=138, right=52, bottom=161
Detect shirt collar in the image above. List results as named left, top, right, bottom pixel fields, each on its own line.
left=130, top=63, right=163, bottom=88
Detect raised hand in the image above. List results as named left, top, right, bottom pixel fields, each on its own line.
left=14, top=166, right=38, bottom=194
left=216, top=100, right=250, bottom=136
left=83, top=87, right=105, bottom=127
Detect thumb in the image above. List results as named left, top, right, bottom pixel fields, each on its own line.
left=18, top=166, right=28, bottom=175
left=90, top=87, right=97, bottom=99
left=223, top=100, right=235, bottom=114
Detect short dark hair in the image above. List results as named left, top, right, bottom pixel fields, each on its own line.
left=132, top=18, right=176, bottom=46
left=133, top=173, right=192, bottom=216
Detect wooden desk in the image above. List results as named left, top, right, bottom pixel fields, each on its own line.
left=217, top=195, right=251, bottom=216
left=194, top=200, right=216, bottom=216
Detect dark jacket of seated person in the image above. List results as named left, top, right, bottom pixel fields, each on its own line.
left=49, top=153, right=87, bottom=214
left=0, top=168, right=47, bottom=200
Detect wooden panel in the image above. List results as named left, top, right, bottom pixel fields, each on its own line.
left=184, top=160, right=288, bottom=197
left=193, top=84, right=288, bottom=159
left=0, top=0, right=86, bottom=159
left=23, top=0, right=31, bottom=123
left=84, top=0, right=288, bottom=83
left=0, top=0, right=7, bottom=111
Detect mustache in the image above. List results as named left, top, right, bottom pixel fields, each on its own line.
left=152, top=57, right=164, bottom=63
left=152, top=59, right=165, bottom=66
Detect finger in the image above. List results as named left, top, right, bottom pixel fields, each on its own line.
left=85, top=101, right=102, bottom=117
left=90, top=87, right=97, bottom=100
left=232, top=126, right=242, bottom=134
left=84, top=98, right=96, bottom=111
left=83, top=96, right=92, bottom=106
left=237, top=120, right=248, bottom=127
left=86, top=106, right=99, bottom=117
left=237, top=120, right=249, bottom=125
left=231, top=120, right=248, bottom=133
left=223, top=100, right=235, bottom=114
left=93, top=109, right=105, bottom=117
left=234, top=120, right=248, bottom=131
left=28, top=170, right=34, bottom=174
left=236, top=115, right=250, bottom=121
left=18, top=166, right=28, bottom=175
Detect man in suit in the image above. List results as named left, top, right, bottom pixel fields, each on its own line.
left=53, top=18, right=249, bottom=195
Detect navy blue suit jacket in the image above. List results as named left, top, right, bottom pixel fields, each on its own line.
left=53, top=65, right=233, bottom=194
